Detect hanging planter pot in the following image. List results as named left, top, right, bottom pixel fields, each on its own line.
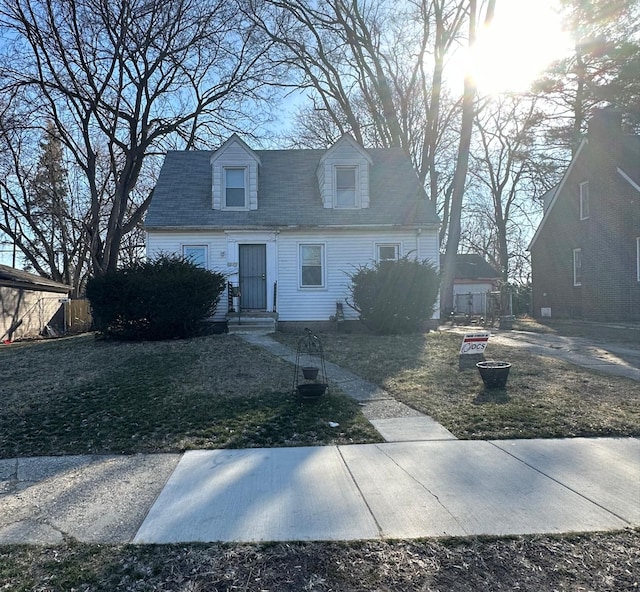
left=292, top=329, right=329, bottom=400
left=476, top=361, right=512, bottom=389
left=302, top=366, right=319, bottom=380
left=296, top=383, right=328, bottom=399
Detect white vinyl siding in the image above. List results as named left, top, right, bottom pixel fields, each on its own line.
left=147, top=227, right=441, bottom=322
left=211, top=138, right=259, bottom=210
left=276, top=230, right=439, bottom=321
left=573, top=248, right=582, bottom=286
left=317, top=136, right=371, bottom=209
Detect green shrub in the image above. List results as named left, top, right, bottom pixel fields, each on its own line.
left=347, top=257, right=440, bottom=334
left=86, top=255, right=226, bottom=340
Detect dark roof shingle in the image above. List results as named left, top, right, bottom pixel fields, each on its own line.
left=145, top=147, right=439, bottom=228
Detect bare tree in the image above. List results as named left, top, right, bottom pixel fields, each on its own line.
left=255, top=0, right=466, bottom=209
left=0, top=0, right=275, bottom=280
left=438, top=0, right=495, bottom=316
left=461, top=95, right=547, bottom=306
left=0, top=119, right=91, bottom=294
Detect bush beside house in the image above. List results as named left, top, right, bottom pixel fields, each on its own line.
left=86, top=255, right=226, bottom=340
left=347, top=257, right=440, bottom=334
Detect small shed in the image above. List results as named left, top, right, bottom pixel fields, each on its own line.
left=0, top=265, right=71, bottom=341
left=453, top=254, right=501, bottom=315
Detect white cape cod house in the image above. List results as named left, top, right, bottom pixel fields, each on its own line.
left=145, top=134, right=440, bottom=331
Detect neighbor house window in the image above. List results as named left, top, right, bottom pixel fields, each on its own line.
left=224, top=168, right=246, bottom=208
left=300, top=244, right=324, bottom=287
left=377, top=244, right=400, bottom=262
left=573, top=248, right=582, bottom=286
left=335, top=166, right=357, bottom=208
left=183, top=245, right=207, bottom=268
left=580, top=181, right=589, bottom=220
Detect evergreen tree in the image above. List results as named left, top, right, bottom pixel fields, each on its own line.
left=535, top=0, right=640, bottom=152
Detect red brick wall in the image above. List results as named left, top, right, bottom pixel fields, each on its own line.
left=532, top=125, right=640, bottom=321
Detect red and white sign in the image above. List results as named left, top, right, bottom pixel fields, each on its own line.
left=459, top=331, right=490, bottom=354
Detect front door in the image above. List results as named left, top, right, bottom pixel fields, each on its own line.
left=239, top=244, right=267, bottom=310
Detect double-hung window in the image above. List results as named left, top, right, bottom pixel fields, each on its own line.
left=335, top=166, right=357, bottom=208
left=183, top=245, right=207, bottom=268
left=579, top=181, right=589, bottom=220
left=224, top=168, right=246, bottom=208
left=573, top=248, right=582, bottom=286
left=300, top=244, right=324, bottom=288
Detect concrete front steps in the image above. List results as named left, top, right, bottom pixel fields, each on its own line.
left=226, top=312, right=277, bottom=334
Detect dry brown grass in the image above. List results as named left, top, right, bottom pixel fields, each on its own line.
left=1, top=530, right=638, bottom=591
left=0, top=333, right=380, bottom=458
left=276, top=330, right=640, bottom=439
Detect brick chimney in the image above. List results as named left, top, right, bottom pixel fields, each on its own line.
left=588, top=107, right=622, bottom=138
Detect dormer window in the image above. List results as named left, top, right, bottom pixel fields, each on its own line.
left=335, top=166, right=358, bottom=208
left=224, top=168, right=246, bottom=209
left=317, top=134, right=372, bottom=209
left=211, top=134, right=260, bottom=211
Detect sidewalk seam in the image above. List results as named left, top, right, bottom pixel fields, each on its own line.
left=336, top=446, right=384, bottom=539
left=488, top=441, right=633, bottom=526
left=369, top=444, right=468, bottom=536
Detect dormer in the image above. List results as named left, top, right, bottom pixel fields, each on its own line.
left=211, top=134, right=261, bottom=211
left=317, top=134, right=373, bottom=209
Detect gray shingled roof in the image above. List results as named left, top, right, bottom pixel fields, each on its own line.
left=455, top=254, right=501, bottom=280
left=0, top=264, right=70, bottom=292
left=145, top=147, right=440, bottom=229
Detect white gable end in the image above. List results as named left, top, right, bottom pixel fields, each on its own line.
left=211, top=135, right=261, bottom=211
left=317, top=135, right=373, bottom=209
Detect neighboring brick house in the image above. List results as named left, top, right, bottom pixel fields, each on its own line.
left=529, top=109, right=640, bottom=321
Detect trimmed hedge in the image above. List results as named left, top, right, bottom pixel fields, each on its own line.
left=347, top=257, right=440, bottom=334
left=86, top=255, right=226, bottom=340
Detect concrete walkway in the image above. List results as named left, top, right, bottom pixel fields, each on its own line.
left=1, top=438, right=637, bottom=545
left=241, top=333, right=457, bottom=442
left=1, top=331, right=638, bottom=545
left=469, top=328, right=640, bottom=381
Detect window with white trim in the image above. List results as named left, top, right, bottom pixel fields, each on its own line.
left=183, top=245, right=207, bottom=268
left=335, top=166, right=357, bottom=208
left=300, top=244, right=324, bottom=288
left=579, top=181, right=589, bottom=220
left=573, top=248, right=582, bottom=286
left=377, top=244, right=400, bottom=262
left=224, top=167, right=246, bottom=208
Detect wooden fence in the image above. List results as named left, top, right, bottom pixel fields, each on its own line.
left=64, top=298, right=93, bottom=333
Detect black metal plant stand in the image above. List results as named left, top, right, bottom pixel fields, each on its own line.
left=292, top=328, right=328, bottom=399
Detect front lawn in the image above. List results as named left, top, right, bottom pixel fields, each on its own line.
left=276, top=330, right=640, bottom=439
left=0, top=334, right=380, bottom=458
